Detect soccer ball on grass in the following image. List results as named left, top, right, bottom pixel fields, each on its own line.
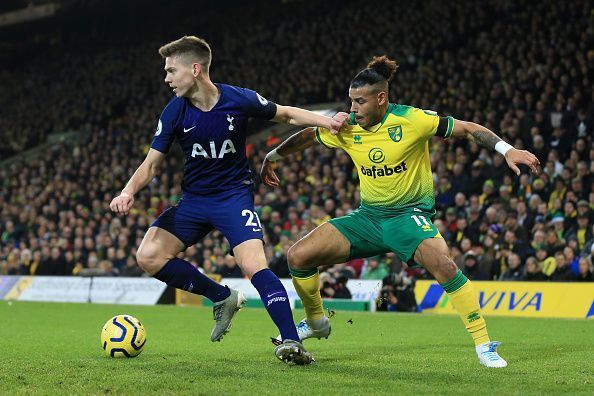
left=101, top=314, right=147, bottom=358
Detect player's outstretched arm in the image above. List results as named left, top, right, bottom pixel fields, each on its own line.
left=451, top=119, right=540, bottom=176
left=261, top=127, right=318, bottom=187
left=272, top=105, right=347, bottom=135
left=109, top=148, right=166, bottom=215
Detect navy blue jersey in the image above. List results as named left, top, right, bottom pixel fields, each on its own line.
left=151, top=84, right=277, bottom=195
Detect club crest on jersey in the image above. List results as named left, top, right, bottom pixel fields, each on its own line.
left=388, top=126, right=402, bottom=142
left=368, top=147, right=385, bottom=164
left=226, top=114, right=235, bottom=131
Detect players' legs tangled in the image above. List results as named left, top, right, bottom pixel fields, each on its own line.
left=287, top=222, right=350, bottom=338
left=234, top=239, right=302, bottom=346
left=414, top=237, right=507, bottom=368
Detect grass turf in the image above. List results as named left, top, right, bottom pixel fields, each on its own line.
left=0, top=301, right=592, bottom=395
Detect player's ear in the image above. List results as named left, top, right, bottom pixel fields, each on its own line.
left=192, top=63, right=202, bottom=77
left=377, top=90, right=387, bottom=106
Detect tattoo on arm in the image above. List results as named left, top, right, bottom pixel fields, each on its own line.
left=277, top=128, right=316, bottom=156
left=468, top=129, right=501, bottom=150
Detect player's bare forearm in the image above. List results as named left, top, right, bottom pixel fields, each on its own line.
left=261, top=128, right=317, bottom=187
left=452, top=120, right=501, bottom=150
left=122, top=164, right=154, bottom=195
left=451, top=119, right=540, bottom=175
left=468, top=128, right=502, bottom=150
left=276, top=128, right=317, bottom=157
left=272, top=105, right=332, bottom=129
left=122, top=149, right=165, bottom=195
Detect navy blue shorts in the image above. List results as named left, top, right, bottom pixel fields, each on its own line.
left=151, top=187, right=263, bottom=249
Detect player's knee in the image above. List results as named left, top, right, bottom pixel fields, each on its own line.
left=136, top=246, right=163, bottom=275
left=438, top=257, right=458, bottom=280
left=287, top=244, right=310, bottom=269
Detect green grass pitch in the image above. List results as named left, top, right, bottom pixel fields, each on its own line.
left=0, top=301, right=592, bottom=395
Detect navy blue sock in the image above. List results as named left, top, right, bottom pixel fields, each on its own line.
left=251, top=268, right=299, bottom=342
left=154, top=257, right=230, bottom=302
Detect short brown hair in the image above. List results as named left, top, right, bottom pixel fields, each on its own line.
left=158, top=35, right=212, bottom=73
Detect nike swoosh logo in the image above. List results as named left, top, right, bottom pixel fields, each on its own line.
left=266, top=292, right=283, bottom=298
left=183, top=125, right=197, bottom=133
left=413, top=208, right=422, bottom=212
left=252, top=228, right=262, bottom=232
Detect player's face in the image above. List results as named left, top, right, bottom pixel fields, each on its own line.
left=348, top=85, right=387, bottom=128
left=163, top=56, right=196, bottom=98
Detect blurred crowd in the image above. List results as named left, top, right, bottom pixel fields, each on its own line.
left=1, top=0, right=593, bottom=297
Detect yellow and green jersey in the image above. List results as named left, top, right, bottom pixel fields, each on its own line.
left=316, top=103, right=454, bottom=212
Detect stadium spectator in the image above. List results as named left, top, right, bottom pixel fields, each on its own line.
left=499, top=253, right=524, bottom=281
left=462, top=251, right=488, bottom=281
left=550, top=252, right=578, bottom=281
left=377, top=270, right=418, bottom=312
left=216, top=255, right=244, bottom=279
left=120, top=257, right=144, bottom=277
left=360, top=256, right=390, bottom=280
left=576, top=257, right=593, bottom=282
left=523, top=257, right=548, bottom=281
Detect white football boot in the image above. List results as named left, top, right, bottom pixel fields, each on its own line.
left=476, top=341, right=508, bottom=368
left=272, top=316, right=331, bottom=345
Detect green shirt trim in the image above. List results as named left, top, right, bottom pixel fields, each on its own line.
left=348, top=112, right=357, bottom=125
left=389, top=103, right=413, bottom=117
left=315, top=127, right=332, bottom=149
left=445, top=116, right=454, bottom=138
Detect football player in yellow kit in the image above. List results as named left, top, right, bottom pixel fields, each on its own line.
left=261, top=55, right=540, bottom=368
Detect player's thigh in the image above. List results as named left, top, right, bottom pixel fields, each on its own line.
left=212, top=189, right=264, bottom=250
left=381, top=209, right=441, bottom=263
left=150, top=200, right=214, bottom=248
left=289, top=208, right=390, bottom=269
left=413, top=237, right=457, bottom=283
left=287, top=222, right=351, bottom=269
left=232, top=239, right=267, bottom=278
left=137, top=226, right=185, bottom=275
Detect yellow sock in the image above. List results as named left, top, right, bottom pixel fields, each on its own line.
left=291, top=270, right=324, bottom=321
left=442, top=270, right=490, bottom=346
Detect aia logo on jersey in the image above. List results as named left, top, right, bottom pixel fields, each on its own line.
left=388, top=126, right=402, bottom=142
left=191, top=139, right=237, bottom=159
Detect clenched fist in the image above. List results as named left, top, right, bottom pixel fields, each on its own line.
left=109, top=192, right=135, bottom=215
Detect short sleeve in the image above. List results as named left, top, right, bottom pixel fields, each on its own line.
left=239, top=88, right=277, bottom=120
left=412, top=108, right=454, bottom=138
left=315, top=127, right=341, bottom=149
left=151, top=98, right=182, bottom=153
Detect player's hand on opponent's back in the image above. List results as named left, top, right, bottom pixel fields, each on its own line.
left=260, top=159, right=280, bottom=187
left=504, top=148, right=540, bottom=176
left=330, top=112, right=350, bottom=135
left=110, top=192, right=135, bottom=215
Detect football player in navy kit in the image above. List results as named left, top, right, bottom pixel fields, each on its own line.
left=110, top=36, right=345, bottom=364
